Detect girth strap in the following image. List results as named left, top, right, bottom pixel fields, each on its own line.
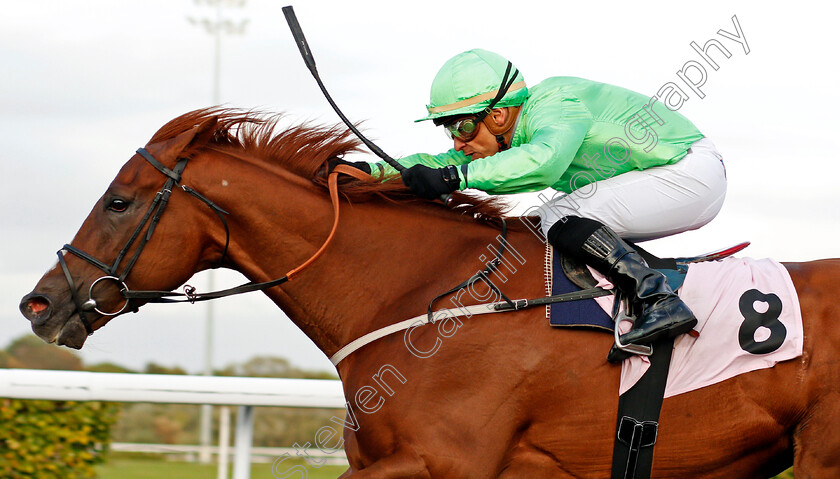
left=610, top=336, right=675, bottom=479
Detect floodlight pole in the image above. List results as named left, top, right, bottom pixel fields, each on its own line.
left=188, top=0, right=249, bottom=469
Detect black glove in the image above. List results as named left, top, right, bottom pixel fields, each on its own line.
left=401, top=164, right=460, bottom=199
left=328, top=158, right=371, bottom=174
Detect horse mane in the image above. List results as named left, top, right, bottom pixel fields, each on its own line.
left=149, top=108, right=513, bottom=226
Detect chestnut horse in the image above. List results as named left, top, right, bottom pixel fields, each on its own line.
left=19, top=109, right=840, bottom=478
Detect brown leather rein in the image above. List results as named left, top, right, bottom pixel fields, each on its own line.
left=287, top=164, right=372, bottom=279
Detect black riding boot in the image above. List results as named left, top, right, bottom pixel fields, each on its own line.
left=548, top=217, right=697, bottom=347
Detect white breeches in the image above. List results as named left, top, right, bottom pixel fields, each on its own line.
left=537, top=138, right=727, bottom=242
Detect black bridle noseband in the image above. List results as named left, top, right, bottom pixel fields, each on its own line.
left=57, top=147, right=232, bottom=335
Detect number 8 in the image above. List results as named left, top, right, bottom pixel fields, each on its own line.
left=738, top=289, right=786, bottom=355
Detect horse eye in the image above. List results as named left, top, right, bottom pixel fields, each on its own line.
left=107, top=198, right=130, bottom=213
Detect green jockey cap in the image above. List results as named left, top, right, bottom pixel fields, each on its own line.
left=416, top=49, right=529, bottom=123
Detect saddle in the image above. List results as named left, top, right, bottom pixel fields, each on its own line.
left=559, top=241, right=751, bottom=293
left=549, top=241, right=751, bottom=339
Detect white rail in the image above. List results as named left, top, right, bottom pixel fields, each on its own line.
left=109, top=442, right=348, bottom=465
left=0, top=369, right=345, bottom=406
left=0, top=369, right=347, bottom=479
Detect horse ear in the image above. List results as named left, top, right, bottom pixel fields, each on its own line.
left=166, top=116, right=219, bottom=158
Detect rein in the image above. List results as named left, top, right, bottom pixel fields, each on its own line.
left=57, top=148, right=364, bottom=335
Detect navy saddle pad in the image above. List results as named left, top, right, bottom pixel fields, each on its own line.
left=548, top=248, right=688, bottom=332
left=548, top=250, right=614, bottom=331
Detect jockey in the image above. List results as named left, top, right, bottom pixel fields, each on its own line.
left=343, top=48, right=727, bottom=353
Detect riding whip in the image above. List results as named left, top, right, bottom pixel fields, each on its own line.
left=282, top=6, right=405, bottom=173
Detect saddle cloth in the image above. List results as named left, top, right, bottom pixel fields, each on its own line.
left=546, top=249, right=804, bottom=397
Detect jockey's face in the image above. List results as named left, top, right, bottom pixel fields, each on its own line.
left=452, top=108, right=511, bottom=160
left=453, top=121, right=498, bottom=160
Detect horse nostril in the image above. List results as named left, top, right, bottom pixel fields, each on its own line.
left=20, top=294, right=52, bottom=321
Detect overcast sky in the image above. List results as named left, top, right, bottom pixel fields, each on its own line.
left=2, top=0, right=838, bottom=375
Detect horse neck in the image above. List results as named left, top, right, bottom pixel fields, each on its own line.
left=198, top=152, right=525, bottom=361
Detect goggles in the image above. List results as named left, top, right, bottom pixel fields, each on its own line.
left=443, top=116, right=482, bottom=142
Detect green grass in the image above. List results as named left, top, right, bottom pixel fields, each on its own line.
left=95, top=456, right=347, bottom=479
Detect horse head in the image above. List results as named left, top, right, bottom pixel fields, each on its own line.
left=19, top=114, right=231, bottom=348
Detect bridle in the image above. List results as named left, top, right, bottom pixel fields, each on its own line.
left=57, top=148, right=230, bottom=334
left=57, top=147, right=356, bottom=335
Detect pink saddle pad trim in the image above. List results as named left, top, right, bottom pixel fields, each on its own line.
left=613, top=257, right=804, bottom=397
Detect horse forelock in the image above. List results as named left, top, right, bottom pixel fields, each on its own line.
left=149, top=107, right=513, bottom=225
